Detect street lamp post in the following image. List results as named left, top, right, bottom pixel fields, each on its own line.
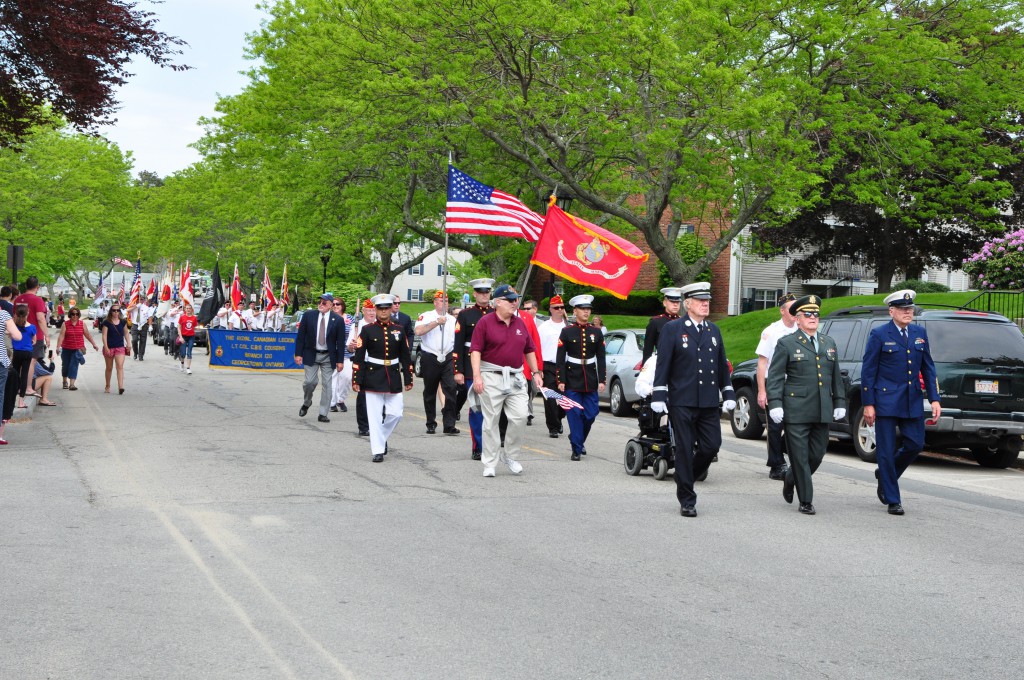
left=320, top=244, right=332, bottom=294
left=248, top=263, right=257, bottom=303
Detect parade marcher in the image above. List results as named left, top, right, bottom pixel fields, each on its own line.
left=350, top=300, right=377, bottom=435
left=766, top=295, right=846, bottom=516
left=242, top=298, right=262, bottom=331
left=642, top=287, right=683, bottom=365
left=330, top=299, right=354, bottom=413
left=537, top=294, right=569, bottom=438
left=162, top=301, right=181, bottom=355
left=390, top=295, right=415, bottom=350
left=352, top=294, right=414, bottom=462
left=127, top=298, right=154, bottom=361
left=415, top=290, right=459, bottom=435
left=556, top=294, right=606, bottom=461
left=651, top=282, right=735, bottom=517
left=177, top=303, right=198, bottom=374
left=56, top=308, right=98, bottom=391
left=755, top=292, right=797, bottom=480
left=469, top=284, right=544, bottom=477
left=100, top=306, right=129, bottom=394
left=453, top=278, right=495, bottom=460
left=294, top=293, right=346, bottom=423
left=861, top=289, right=941, bottom=516
left=519, top=299, right=540, bottom=424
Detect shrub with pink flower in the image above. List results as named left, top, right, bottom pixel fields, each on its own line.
left=963, top=229, right=1024, bottom=290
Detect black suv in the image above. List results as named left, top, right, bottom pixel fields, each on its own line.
left=729, top=306, right=1024, bottom=469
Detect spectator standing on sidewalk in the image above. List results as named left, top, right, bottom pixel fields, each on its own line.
left=56, top=308, right=99, bottom=390
left=0, top=306, right=23, bottom=445
left=11, top=304, right=37, bottom=408
left=14, top=276, right=49, bottom=386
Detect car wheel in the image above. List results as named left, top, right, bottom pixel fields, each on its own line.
left=653, top=457, right=669, bottom=480
left=609, top=379, right=630, bottom=417
left=624, top=441, right=644, bottom=476
left=853, top=406, right=878, bottom=463
left=729, top=387, right=765, bottom=439
left=971, top=443, right=1020, bottom=469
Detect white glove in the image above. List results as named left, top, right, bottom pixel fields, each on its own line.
left=833, top=408, right=847, bottom=421
left=722, top=399, right=736, bottom=412
left=769, top=408, right=784, bottom=424
left=651, top=401, right=667, bottom=414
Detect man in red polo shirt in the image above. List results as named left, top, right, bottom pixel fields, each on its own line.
left=14, top=275, right=50, bottom=381
left=469, top=284, right=544, bottom=477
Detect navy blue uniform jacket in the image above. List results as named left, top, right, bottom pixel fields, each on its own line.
left=295, top=310, right=345, bottom=366
left=652, top=317, right=734, bottom=408
left=861, top=320, right=940, bottom=419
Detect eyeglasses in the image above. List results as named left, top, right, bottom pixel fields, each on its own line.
left=69, top=313, right=80, bottom=317
left=332, top=302, right=343, bottom=307
left=522, top=306, right=534, bottom=311
left=800, top=311, right=820, bottom=318
left=551, top=306, right=564, bottom=310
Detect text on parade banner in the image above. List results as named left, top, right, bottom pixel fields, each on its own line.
left=208, top=329, right=301, bottom=370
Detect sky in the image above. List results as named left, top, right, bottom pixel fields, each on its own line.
left=101, top=1, right=267, bottom=179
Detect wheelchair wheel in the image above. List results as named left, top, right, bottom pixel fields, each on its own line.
left=624, top=441, right=644, bottom=476
left=653, top=457, right=669, bottom=480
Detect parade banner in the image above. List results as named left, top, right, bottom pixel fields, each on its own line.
left=208, top=329, right=301, bottom=371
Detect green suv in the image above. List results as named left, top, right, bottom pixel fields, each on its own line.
left=728, top=306, right=1024, bottom=469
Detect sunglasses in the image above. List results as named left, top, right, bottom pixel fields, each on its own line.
left=332, top=302, right=343, bottom=306
left=551, top=306, right=564, bottom=310
left=522, top=306, right=534, bottom=311
left=800, top=311, right=820, bottom=318
left=69, top=312, right=80, bottom=317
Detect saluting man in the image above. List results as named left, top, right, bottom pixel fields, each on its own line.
left=453, top=278, right=495, bottom=460
left=766, top=295, right=846, bottom=515
left=861, top=289, right=941, bottom=516
left=352, top=294, right=414, bottom=462
left=642, top=287, right=683, bottom=364
left=651, top=282, right=735, bottom=518
left=556, top=294, right=606, bottom=461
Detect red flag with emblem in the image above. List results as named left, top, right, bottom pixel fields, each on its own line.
left=530, top=203, right=649, bottom=300
left=230, top=262, right=243, bottom=311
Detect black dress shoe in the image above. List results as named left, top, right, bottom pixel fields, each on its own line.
left=384, top=444, right=388, bottom=455
left=426, top=425, right=437, bottom=434
left=372, top=454, right=384, bottom=463
left=527, top=416, right=533, bottom=426
left=549, top=432, right=559, bottom=438
left=798, top=503, right=816, bottom=515
left=358, top=430, right=370, bottom=437
left=580, top=447, right=587, bottom=456
left=888, top=503, right=905, bottom=515
left=299, top=404, right=309, bottom=417
left=443, top=427, right=460, bottom=435
left=558, top=425, right=564, bottom=434
left=783, top=477, right=795, bottom=504
left=330, top=405, right=339, bottom=413
left=571, top=452, right=581, bottom=461
left=680, top=506, right=697, bottom=518
left=339, top=403, right=348, bottom=412
left=769, top=467, right=787, bottom=481
left=471, top=449, right=481, bottom=461
left=318, top=415, right=330, bottom=423
left=875, top=469, right=886, bottom=504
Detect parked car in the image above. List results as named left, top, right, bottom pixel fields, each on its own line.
left=728, top=305, right=1024, bottom=468
left=598, top=329, right=646, bottom=417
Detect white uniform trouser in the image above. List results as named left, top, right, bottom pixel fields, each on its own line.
left=479, top=371, right=529, bottom=470
left=332, top=359, right=352, bottom=405
left=365, top=391, right=403, bottom=455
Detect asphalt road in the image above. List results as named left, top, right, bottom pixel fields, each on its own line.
left=2, top=351, right=1023, bottom=679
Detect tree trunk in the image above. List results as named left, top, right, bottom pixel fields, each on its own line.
left=875, top=259, right=897, bottom=294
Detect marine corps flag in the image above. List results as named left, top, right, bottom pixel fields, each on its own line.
left=530, top=204, right=649, bottom=300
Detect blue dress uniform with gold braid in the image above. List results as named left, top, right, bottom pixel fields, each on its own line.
left=766, top=295, right=845, bottom=514
left=352, top=294, right=414, bottom=462
left=555, top=295, right=606, bottom=460
left=651, top=283, right=734, bottom=514
left=861, top=289, right=940, bottom=514
left=452, top=278, right=495, bottom=458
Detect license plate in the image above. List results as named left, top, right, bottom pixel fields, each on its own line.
left=975, top=379, right=999, bottom=394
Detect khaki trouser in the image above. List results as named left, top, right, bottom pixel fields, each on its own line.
left=479, top=371, right=529, bottom=470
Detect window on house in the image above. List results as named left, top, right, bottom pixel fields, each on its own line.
left=408, top=289, right=423, bottom=302
left=437, top=264, right=444, bottom=276
left=677, top=224, right=695, bottom=237
left=753, top=289, right=779, bottom=311
left=408, top=263, right=424, bottom=275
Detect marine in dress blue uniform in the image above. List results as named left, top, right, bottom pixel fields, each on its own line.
left=453, top=278, right=494, bottom=460
left=651, top=282, right=735, bottom=517
left=555, top=294, right=606, bottom=461
left=860, top=289, right=941, bottom=515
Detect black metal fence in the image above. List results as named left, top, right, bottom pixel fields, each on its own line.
left=963, top=290, right=1024, bottom=324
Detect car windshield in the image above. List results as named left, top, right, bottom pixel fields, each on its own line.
left=925, top=320, right=1024, bottom=366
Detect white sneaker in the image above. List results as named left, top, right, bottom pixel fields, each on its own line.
left=186, top=368, right=192, bottom=375
left=504, top=457, right=523, bottom=475
left=179, top=364, right=184, bottom=372
left=482, top=467, right=496, bottom=478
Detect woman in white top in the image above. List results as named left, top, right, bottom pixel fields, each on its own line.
left=0, top=308, right=24, bottom=445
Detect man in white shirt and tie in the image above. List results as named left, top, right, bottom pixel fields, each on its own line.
left=295, top=293, right=345, bottom=423
left=126, top=298, right=154, bottom=361
left=415, top=290, right=459, bottom=435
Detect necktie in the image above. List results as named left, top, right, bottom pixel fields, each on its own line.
left=810, top=334, right=818, bottom=353
left=318, top=314, right=326, bottom=346
left=901, top=328, right=908, bottom=342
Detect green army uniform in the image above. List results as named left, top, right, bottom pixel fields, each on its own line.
left=766, top=327, right=845, bottom=506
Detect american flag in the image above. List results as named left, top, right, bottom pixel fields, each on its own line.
left=113, top=256, right=133, bottom=268
left=117, top=275, right=126, bottom=306
left=445, top=165, right=544, bottom=242
left=541, top=387, right=583, bottom=411
left=127, top=258, right=142, bottom=307
left=279, top=264, right=289, bottom=310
